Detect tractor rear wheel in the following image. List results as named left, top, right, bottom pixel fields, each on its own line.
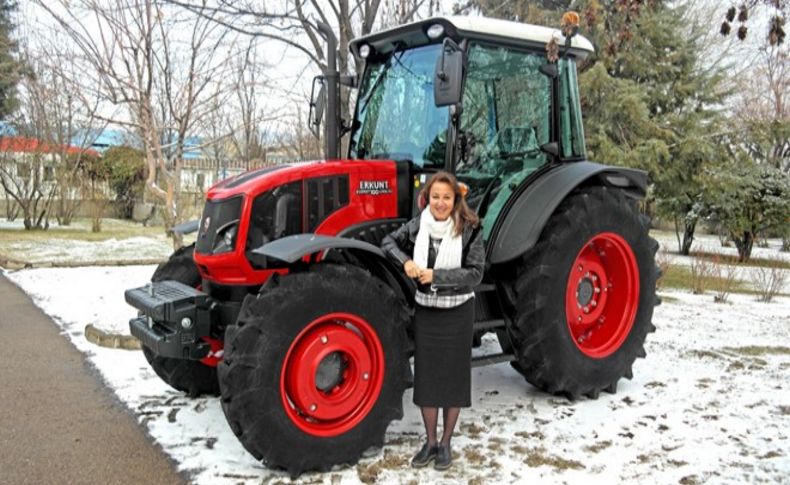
left=143, top=244, right=221, bottom=397
left=501, top=186, right=658, bottom=399
left=218, top=264, right=409, bottom=475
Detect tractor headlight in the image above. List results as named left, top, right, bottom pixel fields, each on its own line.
left=213, top=221, right=238, bottom=254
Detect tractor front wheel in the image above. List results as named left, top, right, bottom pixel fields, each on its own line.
left=502, top=186, right=659, bottom=399
left=218, top=264, right=409, bottom=475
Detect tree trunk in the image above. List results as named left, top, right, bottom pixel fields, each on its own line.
left=5, top=200, right=19, bottom=221
left=678, top=217, right=697, bottom=255
left=731, top=231, right=754, bottom=262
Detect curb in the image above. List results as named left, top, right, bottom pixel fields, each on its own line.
left=0, top=258, right=164, bottom=270
left=84, top=324, right=141, bottom=350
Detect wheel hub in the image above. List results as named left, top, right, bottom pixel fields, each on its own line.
left=315, top=351, right=346, bottom=392
left=576, top=278, right=595, bottom=306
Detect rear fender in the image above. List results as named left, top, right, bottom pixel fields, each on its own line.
left=488, top=161, right=647, bottom=265
left=253, top=234, right=416, bottom=305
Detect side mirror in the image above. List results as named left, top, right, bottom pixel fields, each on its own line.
left=308, top=76, right=326, bottom=139
left=540, top=142, right=560, bottom=158
left=434, top=38, right=464, bottom=107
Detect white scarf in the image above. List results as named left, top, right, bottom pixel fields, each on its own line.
left=413, top=208, right=463, bottom=270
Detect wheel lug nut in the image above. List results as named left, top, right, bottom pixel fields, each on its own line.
left=310, top=403, right=317, bottom=412
left=591, top=275, right=597, bottom=282
left=363, top=372, right=369, bottom=380
left=320, top=335, right=328, bottom=344
left=578, top=265, right=583, bottom=272
left=594, top=288, right=601, bottom=293
left=591, top=301, right=597, bottom=308
left=577, top=316, right=582, bottom=322
left=583, top=307, right=590, bottom=314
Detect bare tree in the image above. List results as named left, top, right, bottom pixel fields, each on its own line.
left=35, top=0, right=234, bottom=248
left=0, top=43, right=104, bottom=230
left=167, top=0, right=438, bottom=155
left=734, top=45, right=790, bottom=173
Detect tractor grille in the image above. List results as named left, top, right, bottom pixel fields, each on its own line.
left=306, top=175, right=349, bottom=231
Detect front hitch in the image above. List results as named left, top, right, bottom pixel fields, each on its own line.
left=125, top=281, right=214, bottom=360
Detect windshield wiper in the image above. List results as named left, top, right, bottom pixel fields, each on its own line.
left=359, top=48, right=406, bottom=115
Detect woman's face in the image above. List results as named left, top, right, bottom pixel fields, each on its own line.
left=428, top=181, right=455, bottom=221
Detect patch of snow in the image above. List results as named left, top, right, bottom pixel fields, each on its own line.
left=4, top=265, right=789, bottom=484
left=652, top=230, right=790, bottom=263
left=2, top=237, right=172, bottom=264
left=0, top=218, right=173, bottom=264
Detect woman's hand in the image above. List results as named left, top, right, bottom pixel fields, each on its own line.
left=404, top=260, right=421, bottom=279
left=418, top=269, right=433, bottom=284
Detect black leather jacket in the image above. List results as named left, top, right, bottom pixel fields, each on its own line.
left=381, top=216, right=485, bottom=296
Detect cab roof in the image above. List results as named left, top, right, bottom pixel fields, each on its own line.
left=349, top=15, right=595, bottom=60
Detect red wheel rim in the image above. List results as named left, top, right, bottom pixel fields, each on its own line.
left=565, top=232, right=640, bottom=358
left=280, top=312, right=385, bottom=437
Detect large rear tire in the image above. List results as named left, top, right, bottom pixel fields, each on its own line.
left=218, top=264, right=409, bottom=475
left=143, top=244, right=221, bottom=397
left=500, top=186, right=658, bottom=399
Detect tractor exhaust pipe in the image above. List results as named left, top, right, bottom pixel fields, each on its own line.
left=316, top=21, right=340, bottom=160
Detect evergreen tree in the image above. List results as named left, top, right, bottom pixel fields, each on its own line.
left=702, top=159, right=790, bottom=261
left=0, top=0, right=22, bottom=119
left=457, top=1, right=730, bottom=254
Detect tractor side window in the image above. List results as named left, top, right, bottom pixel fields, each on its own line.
left=456, top=43, right=551, bottom=238
left=559, top=59, right=586, bottom=159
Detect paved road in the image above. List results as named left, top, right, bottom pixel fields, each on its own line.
left=0, top=274, right=185, bottom=485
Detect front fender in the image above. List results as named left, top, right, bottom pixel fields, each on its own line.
left=488, top=161, right=647, bottom=265
left=252, top=234, right=387, bottom=263
left=252, top=234, right=416, bottom=305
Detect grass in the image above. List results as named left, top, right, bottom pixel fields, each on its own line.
left=0, top=217, right=167, bottom=242
left=661, top=265, right=749, bottom=293
left=688, top=250, right=790, bottom=270
left=660, top=264, right=790, bottom=297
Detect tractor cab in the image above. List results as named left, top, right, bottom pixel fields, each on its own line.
left=340, top=16, right=594, bottom=236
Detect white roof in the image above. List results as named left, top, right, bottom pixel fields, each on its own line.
left=442, top=15, right=595, bottom=53
left=354, top=15, right=595, bottom=56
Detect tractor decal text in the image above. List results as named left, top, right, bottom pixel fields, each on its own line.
left=356, top=180, right=392, bottom=196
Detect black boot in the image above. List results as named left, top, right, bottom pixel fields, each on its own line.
left=411, top=442, right=438, bottom=468
left=434, top=444, right=452, bottom=470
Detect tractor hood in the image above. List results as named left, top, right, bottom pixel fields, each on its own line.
left=207, top=159, right=400, bottom=203
left=194, top=159, right=411, bottom=285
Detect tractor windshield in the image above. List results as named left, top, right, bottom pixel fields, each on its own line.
left=349, top=44, right=448, bottom=168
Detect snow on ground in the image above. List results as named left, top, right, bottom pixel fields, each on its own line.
left=1, top=237, right=172, bottom=265
left=652, top=231, right=790, bottom=264
left=0, top=218, right=173, bottom=265
left=652, top=231, right=790, bottom=293
left=4, top=265, right=789, bottom=484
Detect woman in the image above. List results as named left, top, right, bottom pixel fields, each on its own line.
left=381, top=171, right=484, bottom=471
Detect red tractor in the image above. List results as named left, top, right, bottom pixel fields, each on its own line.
left=126, top=15, right=658, bottom=474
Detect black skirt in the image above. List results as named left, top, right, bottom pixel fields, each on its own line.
left=412, top=299, right=475, bottom=408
